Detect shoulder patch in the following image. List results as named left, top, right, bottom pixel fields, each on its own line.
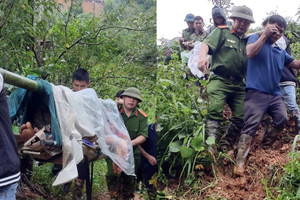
left=138, top=109, right=148, bottom=118
left=217, top=25, right=229, bottom=29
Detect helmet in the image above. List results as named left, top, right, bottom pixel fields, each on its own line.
left=121, top=87, right=142, bottom=102
left=184, top=13, right=195, bottom=22
left=230, top=6, right=255, bottom=23
left=212, top=6, right=226, bottom=20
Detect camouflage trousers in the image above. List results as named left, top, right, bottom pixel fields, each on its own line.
left=105, top=158, right=139, bottom=200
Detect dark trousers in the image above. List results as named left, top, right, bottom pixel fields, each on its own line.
left=241, top=89, right=288, bottom=136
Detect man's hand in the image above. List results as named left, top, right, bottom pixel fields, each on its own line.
left=198, top=57, right=210, bottom=72
left=146, top=155, right=157, bottom=166
left=263, top=24, right=279, bottom=38
left=115, top=99, right=123, bottom=106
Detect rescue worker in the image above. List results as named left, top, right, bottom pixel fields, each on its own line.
left=179, top=13, right=195, bottom=64
left=206, top=5, right=232, bottom=35
left=106, top=87, right=148, bottom=200
left=179, top=13, right=195, bottom=50
left=53, top=68, right=92, bottom=199
left=198, top=6, right=255, bottom=155
left=189, top=16, right=207, bottom=48
left=234, top=14, right=300, bottom=176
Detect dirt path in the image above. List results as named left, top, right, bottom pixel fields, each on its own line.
left=203, top=121, right=296, bottom=200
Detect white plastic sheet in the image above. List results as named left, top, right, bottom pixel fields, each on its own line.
left=52, top=86, right=134, bottom=186
left=188, top=41, right=205, bottom=78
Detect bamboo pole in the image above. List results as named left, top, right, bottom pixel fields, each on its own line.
left=0, top=68, right=38, bottom=91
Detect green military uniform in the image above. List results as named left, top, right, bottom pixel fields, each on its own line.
left=182, top=28, right=195, bottom=42
left=190, top=31, right=207, bottom=43
left=106, top=106, right=148, bottom=200
left=181, top=28, right=195, bottom=64
left=203, top=26, right=248, bottom=151
left=204, top=26, right=247, bottom=122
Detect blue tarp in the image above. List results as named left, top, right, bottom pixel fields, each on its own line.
left=8, top=80, right=62, bottom=146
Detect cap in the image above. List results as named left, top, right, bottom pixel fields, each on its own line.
left=184, top=13, right=195, bottom=22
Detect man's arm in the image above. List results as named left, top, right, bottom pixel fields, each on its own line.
left=247, top=24, right=278, bottom=58
left=288, top=59, right=300, bottom=70
left=132, top=135, right=146, bottom=146
left=138, top=145, right=157, bottom=166
left=197, top=42, right=209, bottom=72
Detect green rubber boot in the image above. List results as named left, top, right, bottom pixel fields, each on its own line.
left=234, top=134, right=252, bottom=177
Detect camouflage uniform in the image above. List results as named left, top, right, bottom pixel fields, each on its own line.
left=182, top=28, right=195, bottom=42
left=190, top=31, right=207, bottom=42
left=106, top=99, right=148, bottom=200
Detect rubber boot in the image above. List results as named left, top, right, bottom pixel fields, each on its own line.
left=220, top=121, right=243, bottom=152
left=206, top=119, right=220, bottom=156
left=292, top=110, right=300, bottom=135
left=261, top=125, right=282, bottom=149
left=233, top=134, right=252, bottom=177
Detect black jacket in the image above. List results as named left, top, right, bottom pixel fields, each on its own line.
left=280, top=36, right=298, bottom=83
left=0, top=87, right=20, bottom=187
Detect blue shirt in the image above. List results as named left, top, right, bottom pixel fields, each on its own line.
left=246, top=34, right=294, bottom=95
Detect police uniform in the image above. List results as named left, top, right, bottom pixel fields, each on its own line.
left=106, top=88, right=148, bottom=200
left=203, top=5, right=255, bottom=156
left=204, top=25, right=248, bottom=151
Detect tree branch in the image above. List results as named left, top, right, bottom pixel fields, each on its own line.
left=0, top=2, right=15, bottom=32
left=65, top=0, right=74, bottom=41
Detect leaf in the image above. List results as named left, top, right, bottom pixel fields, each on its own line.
left=206, top=136, right=215, bottom=145
left=169, top=141, right=181, bottom=153
left=178, top=133, right=186, bottom=140
left=191, top=137, right=205, bottom=152
left=12, top=125, right=19, bottom=133
left=180, top=147, right=194, bottom=158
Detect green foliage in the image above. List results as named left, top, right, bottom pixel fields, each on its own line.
left=31, top=163, right=63, bottom=197
left=157, top=46, right=213, bottom=187
left=0, top=0, right=156, bottom=122
left=262, top=136, right=300, bottom=199
left=2, top=0, right=156, bottom=198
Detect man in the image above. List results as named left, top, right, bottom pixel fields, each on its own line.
left=277, top=37, right=300, bottom=135
left=198, top=6, right=255, bottom=155
left=137, top=116, right=157, bottom=200
left=115, top=89, right=125, bottom=110
left=106, top=87, right=148, bottom=200
left=188, top=16, right=207, bottom=48
left=0, top=73, right=21, bottom=200
left=179, top=13, right=195, bottom=50
left=53, top=68, right=91, bottom=199
left=179, top=13, right=195, bottom=64
left=234, top=15, right=300, bottom=176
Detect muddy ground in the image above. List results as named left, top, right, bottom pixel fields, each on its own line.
left=158, top=116, right=298, bottom=200
left=16, top=112, right=298, bottom=200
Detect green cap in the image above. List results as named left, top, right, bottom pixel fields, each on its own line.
left=121, top=87, right=142, bottom=102
left=230, top=5, right=255, bottom=23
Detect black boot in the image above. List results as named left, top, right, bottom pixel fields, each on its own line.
left=234, top=134, right=252, bottom=177
left=292, top=110, right=300, bottom=135
left=261, top=125, right=282, bottom=149
left=206, top=119, right=220, bottom=155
